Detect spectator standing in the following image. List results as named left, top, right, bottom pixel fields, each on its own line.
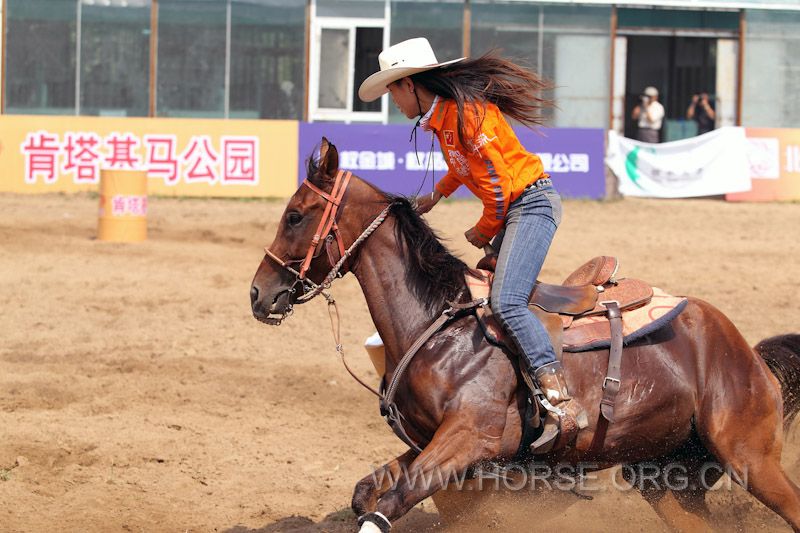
left=687, top=92, right=716, bottom=135
left=631, top=86, right=665, bottom=143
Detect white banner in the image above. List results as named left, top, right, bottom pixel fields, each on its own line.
left=607, top=127, right=752, bottom=198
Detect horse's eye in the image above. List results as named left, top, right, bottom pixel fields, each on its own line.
left=286, top=212, right=303, bottom=226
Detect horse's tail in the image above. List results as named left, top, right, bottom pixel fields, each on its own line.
left=756, top=334, right=800, bottom=427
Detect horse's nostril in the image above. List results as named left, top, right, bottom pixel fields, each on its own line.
left=250, top=285, right=259, bottom=306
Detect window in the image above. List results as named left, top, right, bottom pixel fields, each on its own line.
left=389, top=0, right=464, bottom=123
left=229, top=0, right=305, bottom=120
left=542, top=5, right=612, bottom=128
left=471, top=1, right=540, bottom=61
left=353, top=27, right=383, bottom=113
left=80, top=1, right=151, bottom=117
left=390, top=0, right=463, bottom=62
left=318, top=28, right=350, bottom=110
left=3, top=0, right=308, bottom=119
left=309, top=0, right=387, bottom=122
left=156, top=0, right=227, bottom=117
left=5, top=0, right=77, bottom=115
left=473, top=2, right=611, bottom=128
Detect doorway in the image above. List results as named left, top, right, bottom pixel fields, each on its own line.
left=624, top=36, right=717, bottom=141
left=614, top=7, right=741, bottom=141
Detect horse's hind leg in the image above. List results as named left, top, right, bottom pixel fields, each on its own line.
left=704, top=429, right=800, bottom=531
left=697, top=372, right=800, bottom=529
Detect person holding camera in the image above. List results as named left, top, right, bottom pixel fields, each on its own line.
left=631, top=86, right=664, bottom=143
left=686, top=92, right=716, bottom=135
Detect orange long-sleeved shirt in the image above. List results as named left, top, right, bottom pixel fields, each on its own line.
left=428, top=99, right=547, bottom=239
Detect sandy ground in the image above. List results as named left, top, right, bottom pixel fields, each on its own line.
left=1, top=191, right=799, bottom=532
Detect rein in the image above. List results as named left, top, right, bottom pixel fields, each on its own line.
left=329, top=290, right=485, bottom=454
left=262, top=168, right=396, bottom=398
left=264, top=170, right=487, bottom=454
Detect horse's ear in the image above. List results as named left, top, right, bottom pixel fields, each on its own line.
left=317, top=137, right=339, bottom=181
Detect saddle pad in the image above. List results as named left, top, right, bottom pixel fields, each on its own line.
left=563, top=288, right=688, bottom=352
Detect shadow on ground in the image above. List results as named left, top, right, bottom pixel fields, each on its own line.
left=225, top=507, right=441, bottom=532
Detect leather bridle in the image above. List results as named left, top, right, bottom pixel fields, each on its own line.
left=265, top=169, right=352, bottom=281
left=262, top=169, right=393, bottom=324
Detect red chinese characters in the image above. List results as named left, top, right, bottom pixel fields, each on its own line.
left=105, top=133, right=142, bottom=169
left=181, top=136, right=219, bottom=183
left=111, top=195, right=148, bottom=216
left=62, top=132, right=102, bottom=183
left=221, top=137, right=258, bottom=184
left=21, top=131, right=61, bottom=184
left=144, top=135, right=179, bottom=185
left=19, top=131, right=260, bottom=186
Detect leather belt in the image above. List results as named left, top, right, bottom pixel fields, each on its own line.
left=524, top=177, right=552, bottom=191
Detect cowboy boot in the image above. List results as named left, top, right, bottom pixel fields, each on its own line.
left=530, top=361, right=588, bottom=454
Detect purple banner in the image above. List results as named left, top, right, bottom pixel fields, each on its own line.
left=299, top=122, right=605, bottom=199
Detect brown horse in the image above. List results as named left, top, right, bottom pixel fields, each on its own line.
left=250, top=138, right=800, bottom=532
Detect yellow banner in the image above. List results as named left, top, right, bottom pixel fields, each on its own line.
left=0, top=115, right=298, bottom=197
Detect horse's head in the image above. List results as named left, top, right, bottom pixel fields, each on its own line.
left=250, top=137, right=362, bottom=324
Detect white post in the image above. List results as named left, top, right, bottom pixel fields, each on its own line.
left=716, top=38, right=738, bottom=128
left=612, top=36, right=628, bottom=135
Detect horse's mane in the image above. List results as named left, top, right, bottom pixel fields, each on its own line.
left=384, top=194, right=469, bottom=314
left=307, top=155, right=468, bottom=314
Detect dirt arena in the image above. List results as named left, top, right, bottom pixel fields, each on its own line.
left=1, top=191, right=798, bottom=532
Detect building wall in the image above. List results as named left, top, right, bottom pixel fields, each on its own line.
left=1, top=1, right=799, bottom=129
left=741, top=9, right=800, bottom=127
left=1, top=0, right=611, bottom=127
left=2, top=0, right=306, bottom=119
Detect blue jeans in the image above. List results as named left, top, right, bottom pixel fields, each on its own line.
left=490, top=181, right=562, bottom=371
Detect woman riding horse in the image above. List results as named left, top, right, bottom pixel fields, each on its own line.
left=358, top=37, right=582, bottom=452
left=251, top=137, right=800, bottom=533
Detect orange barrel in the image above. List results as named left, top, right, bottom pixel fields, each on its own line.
left=97, top=169, right=148, bottom=242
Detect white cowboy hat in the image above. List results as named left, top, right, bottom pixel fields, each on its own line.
left=358, top=38, right=465, bottom=102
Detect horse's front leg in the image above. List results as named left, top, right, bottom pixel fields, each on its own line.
left=357, top=417, right=504, bottom=533
left=351, top=449, right=417, bottom=517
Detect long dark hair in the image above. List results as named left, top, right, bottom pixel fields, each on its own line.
left=386, top=195, right=468, bottom=315
left=410, top=50, right=553, bottom=147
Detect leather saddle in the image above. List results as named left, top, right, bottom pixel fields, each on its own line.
left=468, top=255, right=661, bottom=434
left=471, top=255, right=654, bottom=360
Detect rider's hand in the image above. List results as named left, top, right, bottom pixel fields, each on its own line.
left=465, top=226, right=490, bottom=248
left=415, top=190, right=442, bottom=215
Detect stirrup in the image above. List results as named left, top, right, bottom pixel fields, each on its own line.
left=529, top=397, right=589, bottom=455
left=530, top=409, right=559, bottom=454
left=522, top=365, right=586, bottom=454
